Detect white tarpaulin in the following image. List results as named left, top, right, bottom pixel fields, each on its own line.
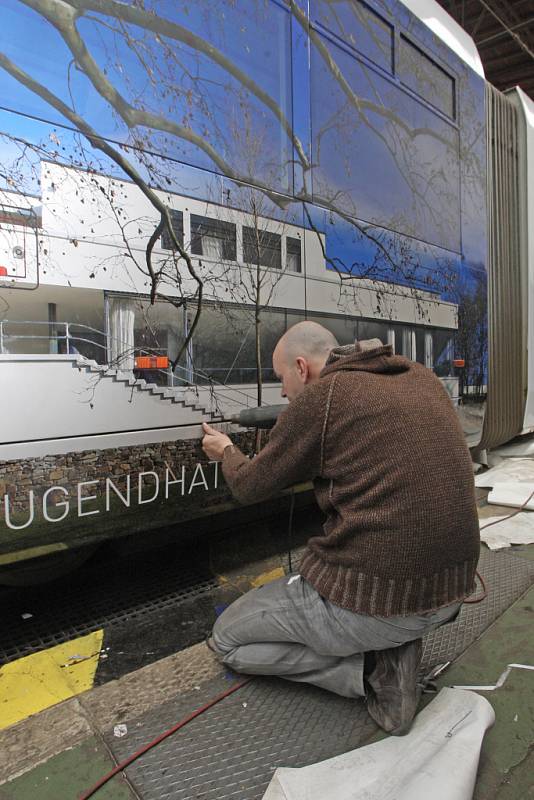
left=479, top=513, right=534, bottom=550
left=487, top=482, right=534, bottom=510
left=262, top=689, right=494, bottom=800
left=475, top=458, right=534, bottom=488
left=488, top=437, right=534, bottom=458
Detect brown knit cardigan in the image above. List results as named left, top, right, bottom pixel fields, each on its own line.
left=222, top=342, right=480, bottom=617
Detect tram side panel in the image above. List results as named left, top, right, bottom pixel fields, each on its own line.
left=0, top=0, right=486, bottom=576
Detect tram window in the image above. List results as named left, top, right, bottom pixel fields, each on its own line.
left=161, top=210, right=184, bottom=250
left=286, top=311, right=307, bottom=331
left=310, top=34, right=461, bottom=253
left=261, top=310, right=287, bottom=381
left=243, top=227, right=282, bottom=269
left=398, top=37, right=455, bottom=119
left=432, top=329, right=454, bottom=376
left=192, top=304, right=256, bottom=384
left=415, top=329, right=426, bottom=364
left=312, top=0, right=393, bottom=73
left=310, top=313, right=356, bottom=345
left=356, top=320, right=388, bottom=344
left=390, top=324, right=415, bottom=360
left=191, top=215, right=236, bottom=261
left=286, top=237, right=302, bottom=273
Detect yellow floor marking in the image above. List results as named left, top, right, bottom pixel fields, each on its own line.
left=0, top=542, right=68, bottom=566
left=0, top=629, right=104, bottom=730
left=250, top=567, right=285, bottom=588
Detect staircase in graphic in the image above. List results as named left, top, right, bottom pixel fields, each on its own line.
left=75, top=358, right=226, bottom=422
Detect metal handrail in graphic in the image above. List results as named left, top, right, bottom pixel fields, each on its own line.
left=0, top=319, right=260, bottom=408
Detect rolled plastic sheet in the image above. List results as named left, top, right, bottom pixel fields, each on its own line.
left=262, top=688, right=494, bottom=800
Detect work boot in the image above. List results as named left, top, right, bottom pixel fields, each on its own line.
left=364, top=638, right=423, bottom=736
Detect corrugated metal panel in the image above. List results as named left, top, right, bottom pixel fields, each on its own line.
left=479, top=84, right=526, bottom=450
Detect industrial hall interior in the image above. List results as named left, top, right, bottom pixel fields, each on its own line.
left=0, top=0, right=533, bottom=799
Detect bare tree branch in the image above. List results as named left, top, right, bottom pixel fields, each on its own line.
left=59, top=0, right=310, bottom=171
left=287, top=0, right=453, bottom=149
left=19, top=0, right=290, bottom=209
left=0, top=47, right=201, bottom=364
left=145, top=217, right=164, bottom=303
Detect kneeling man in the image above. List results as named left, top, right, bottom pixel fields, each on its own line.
left=202, top=321, right=479, bottom=735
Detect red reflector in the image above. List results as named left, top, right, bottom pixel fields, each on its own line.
left=453, top=359, right=465, bottom=368
left=0, top=266, right=7, bottom=276
left=135, top=355, right=169, bottom=370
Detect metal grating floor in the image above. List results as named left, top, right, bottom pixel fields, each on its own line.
left=107, top=677, right=377, bottom=800
left=107, top=548, right=534, bottom=800
left=421, top=546, right=534, bottom=668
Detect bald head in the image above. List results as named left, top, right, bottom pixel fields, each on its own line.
left=273, top=321, right=338, bottom=401
left=278, top=321, right=338, bottom=363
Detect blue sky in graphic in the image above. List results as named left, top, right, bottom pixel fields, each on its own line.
left=0, top=0, right=486, bottom=301
left=0, top=0, right=294, bottom=188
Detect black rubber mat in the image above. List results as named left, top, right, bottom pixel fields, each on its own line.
left=107, top=548, right=534, bottom=800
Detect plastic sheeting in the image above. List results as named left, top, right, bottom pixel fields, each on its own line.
left=262, top=688, right=494, bottom=800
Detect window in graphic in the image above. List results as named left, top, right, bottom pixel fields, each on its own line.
left=286, top=237, right=302, bottom=272
left=398, top=36, right=455, bottom=119
left=243, top=227, right=282, bottom=269
left=191, top=215, right=237, bottom=261
left=313, top=0, right=393, bottom=73
left=161, top=210, right=184, bottom=250
left=433, top=329, right=454, bottom=376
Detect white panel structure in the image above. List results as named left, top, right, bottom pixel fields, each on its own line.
left=0, top=192, right=40, bottom=286
left=508, top=90, right=534, bottom=431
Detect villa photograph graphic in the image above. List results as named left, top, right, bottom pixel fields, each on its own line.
left=0, top=0, right=487, bottom=554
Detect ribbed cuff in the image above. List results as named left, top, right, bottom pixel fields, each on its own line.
left=222, top=444, right=249, bottom=481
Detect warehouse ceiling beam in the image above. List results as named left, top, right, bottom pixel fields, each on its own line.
left=475, top=0, right=534, bottom=61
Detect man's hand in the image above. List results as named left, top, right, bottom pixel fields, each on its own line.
left=202, top=422, right=233, bottom=462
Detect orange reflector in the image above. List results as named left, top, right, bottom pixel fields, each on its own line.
left=453, top=359, right=465, bottom=368
left=0, top=266, right=7, bottom=276
left=135, top=355, right=169, bottom=369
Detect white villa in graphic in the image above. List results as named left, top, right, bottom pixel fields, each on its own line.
left=0, top=161, right=458, bottom=460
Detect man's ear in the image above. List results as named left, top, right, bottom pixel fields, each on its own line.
left=295, top=356, right=309, bottom=382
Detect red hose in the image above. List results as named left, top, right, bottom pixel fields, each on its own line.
left=81, top=482, right=521, bottom=797
left=468, top=485, right=534, bottom=605
left=78, top=677, right=251, bottom=799
left=463, top=569, right=487, bottom=604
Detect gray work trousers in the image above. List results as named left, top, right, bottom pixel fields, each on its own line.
left=211, top=574, right=461, bottom=698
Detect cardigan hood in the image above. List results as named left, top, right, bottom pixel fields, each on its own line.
left=321, top=339, right=410, bottom=377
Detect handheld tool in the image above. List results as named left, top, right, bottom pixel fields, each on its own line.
left=219, top=404, right=287, bottom=429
